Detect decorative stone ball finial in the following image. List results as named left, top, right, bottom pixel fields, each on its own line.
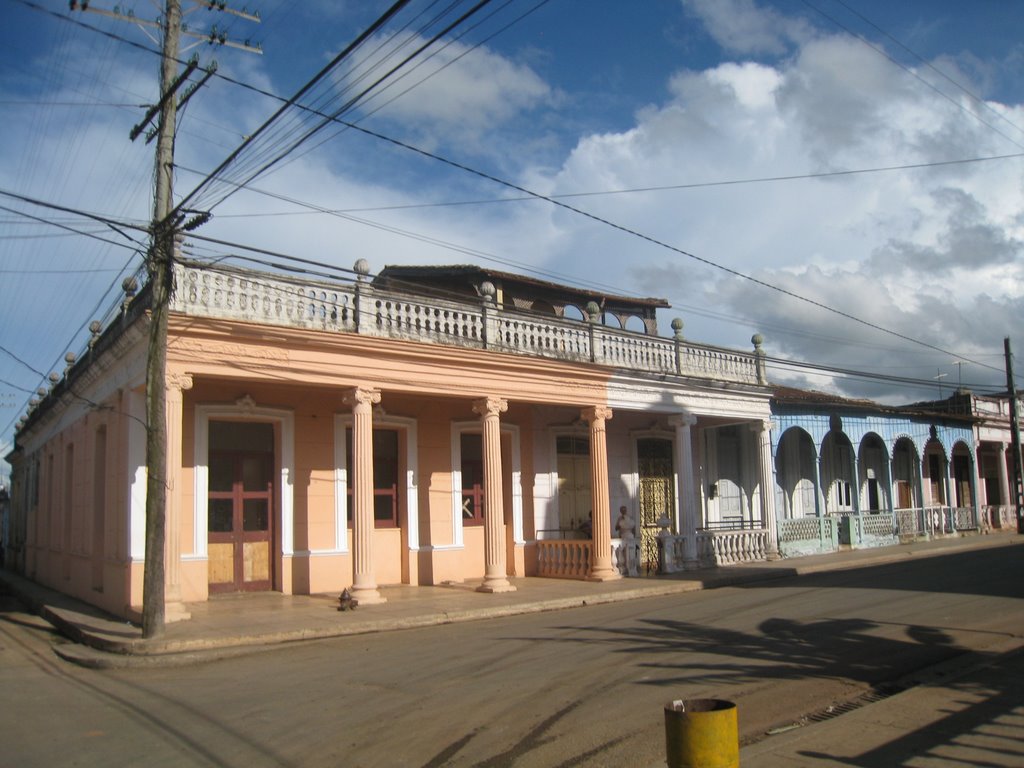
left=353, top=258, right=370, bottom=281
left=64, top=352, right=76, bottom=367
left=585, top=300, right=601, bottom=323
left=752, top=333, right=764, bottom=351
left=479, top=281, right=496, bottom=303
left=671, top=317, right=684, bottom=340
left=122, top=276, right=138, bottom=297
left=48, top=372, right=60, bottom=385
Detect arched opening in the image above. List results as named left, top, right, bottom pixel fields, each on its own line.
left=923, top=439, right=949, bottom=507
left=601, top=311, right=622, bottom=328
left=951, top=441, right=973, bottom=508
left=531, top=299, right=556, bottom=316
left=775, top=427, right=817, bottom=518
left=624, top=315, right=647, bottom=334
left=821, top=429, right=855, bottom=513
left=858, top=433, right=890, bottom=513
left=892, top=437, right=919, bottom=509
left=562, top=304, right=586, bottom=322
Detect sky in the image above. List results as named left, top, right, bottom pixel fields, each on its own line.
left=1, top=0, right=1023, bottom=481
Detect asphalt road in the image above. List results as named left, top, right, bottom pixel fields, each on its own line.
left=2, top=544, right=1023, bottom=767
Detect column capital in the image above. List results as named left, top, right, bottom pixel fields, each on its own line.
left=581, top=405, right=613, bottom=424
left=473, top=396, right=508, bottom=418
left=166, top=372, right=193, bottom=392
left=343, top=386, right=382, bottom=409
left=749, top=419, right=775, bottom=435
left=668, top=413, right=697, bottom=428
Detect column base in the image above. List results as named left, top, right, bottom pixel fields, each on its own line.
left=477, top=578, right=517, bottom=593
left=351, top=586, right=387, bottom=605
left=586, top=568, right=621, bottom=582
left=166, top=600, right=192, bottom=624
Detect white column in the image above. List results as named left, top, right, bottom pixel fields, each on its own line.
left=815, top=454, right=826, bottom=516
left=849, top=444, right=862, bottom=515
left=164, top=373, right=192, bottom=622
left=344, top=386, right=386, bottom=605
left=474, top=397, right=515, bottom=593
left=669, top=414, right=699, bottom=566
left=582, top=406, right=619, bottom=581
left=998, top=443, right=1011, bottom=511
left=754, top=419, right=779, bottom=556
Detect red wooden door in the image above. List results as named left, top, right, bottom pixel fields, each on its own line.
left=208, top=451, right=273, bottom=593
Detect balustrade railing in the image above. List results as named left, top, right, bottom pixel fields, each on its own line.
left=613, top=537, right=641, bottom=576
left=656, top=534, right=688, bottom=573
left=837, top=512, right=897, bottom=548
left=983, top=505, right=1017, bottom=531
left=778, top=516, right=838, bottom=557
left=173, top=262, right=356, bottom=332
left=893, top=507, right=964, bottom=538
left=368, top=296, right=483, bottom=347
left=953, top=506, right=977, bottom=531
left=861, top=513, right=897, bottom=539
left=170, top=261, right=764, bottom=385
left=696, top=528, right=770, bottom=565
left=536, top=539, right=593, bottom=579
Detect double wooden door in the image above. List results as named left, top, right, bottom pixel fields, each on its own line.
left=208, top=451, right=273, bottom=593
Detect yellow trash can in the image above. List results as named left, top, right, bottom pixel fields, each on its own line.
left=664, top=698, right=739, bottom=768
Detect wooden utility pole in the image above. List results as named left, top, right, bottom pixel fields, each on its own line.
left=71, top=0, right=262, bottom=638
left=1005, top=338, right=1024, bottom=535
left=141, top=0, right=182, bottom=639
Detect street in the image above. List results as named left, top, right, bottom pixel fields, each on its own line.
left=2, top=544, right=1023, bottom=767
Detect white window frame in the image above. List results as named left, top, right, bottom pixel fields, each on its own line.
left=193, top=403, right=295, bottom=561
left=334, top=414, right=419, bottom=554
left=449, top=421, right=523, bottom=549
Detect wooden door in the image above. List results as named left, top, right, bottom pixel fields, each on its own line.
left=208, top=451, right=273, bottom=593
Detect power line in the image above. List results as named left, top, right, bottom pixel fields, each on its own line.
left=828, top=0, right=1024, bottom=142
left=175, top=165, right=1012, bottom=375
left=278, top=0, right=552, bottom=174
left=9, top=0, right=1013, bottom=385
left=801, top=0, right=1024, bottom=152
left=313, top=116, right=1006, bottom=376
left=3, top=181, right=1009, bottom=418
left=203, top=152, right=1024, bottom=217
left=170, top=0, right=416, bottom=218
left=177, top=0, right=501, bottom=217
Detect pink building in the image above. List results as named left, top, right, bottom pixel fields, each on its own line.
left=5, top=260, right=775, bottom=621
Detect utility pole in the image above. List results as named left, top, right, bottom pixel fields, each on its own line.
left=73, top=0, right=260, bottom=638
left=140, top=0, right=182, bottom=640
left=1005, top=338, right=1024, bottom=535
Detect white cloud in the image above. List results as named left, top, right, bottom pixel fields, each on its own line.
left=337, top=34, right=555, bottom=150
left=681, top=0, right=814, bottom=56
left=518, top=18, right=1024, bottom=398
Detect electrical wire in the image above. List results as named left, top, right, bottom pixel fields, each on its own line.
left=6, top=0, right=1020, bottom=429
left=176, top=0, right=500, bottom=217
left=801, top=0, right=1024, bottom=152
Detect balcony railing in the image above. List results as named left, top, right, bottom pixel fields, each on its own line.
left=983, top=505, right=1017, bottom=531
left=171, top=261, right=767, bottom=386
left=536, top=539, right=593, bottom=579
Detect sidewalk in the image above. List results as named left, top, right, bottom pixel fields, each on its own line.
left=3, top=534, right=1024, bottom=765
left=1, top=533, right=1019, bottom=670
left=740, top=638, right=1024, bottom=766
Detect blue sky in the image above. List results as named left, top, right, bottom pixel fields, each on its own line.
left=2, top=0, right=1023, bottom=481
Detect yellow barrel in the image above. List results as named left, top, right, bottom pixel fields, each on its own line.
left=664, top=698, right=739, bottom=768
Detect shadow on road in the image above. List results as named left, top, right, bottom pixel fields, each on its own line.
left=530, top=544, right=1024, bottom=766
